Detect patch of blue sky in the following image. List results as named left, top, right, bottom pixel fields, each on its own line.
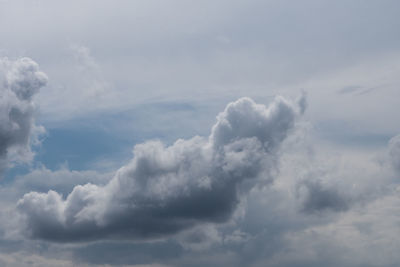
left=33, top=101, right=215, bottom=173
left=34, top=127, right=133, bottom=172
left=2, top=166, right=32, bottom=185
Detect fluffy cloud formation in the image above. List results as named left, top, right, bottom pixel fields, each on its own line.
left=17, top=96, right=303, bottom=242
left=0, top=58, right=47, bottom=174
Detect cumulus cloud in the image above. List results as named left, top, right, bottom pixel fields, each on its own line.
left=0, top=57, right=47, bottom=174
left=17, top=96, right=303, bottom=242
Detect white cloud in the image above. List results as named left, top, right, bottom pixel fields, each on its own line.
left=0, top=57, right=47, bottom=174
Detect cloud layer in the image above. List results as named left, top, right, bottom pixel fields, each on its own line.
left=0, top=58, right=47, bottom=174
left=389, top=135, right=400, bottom=173
left=17, top=96, right=303, bottom=242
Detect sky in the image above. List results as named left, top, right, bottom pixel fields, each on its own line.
left=0, top=0, right=400, bottom=266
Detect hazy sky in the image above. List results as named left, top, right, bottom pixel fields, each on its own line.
left=1, top=1, right=400, bottom=266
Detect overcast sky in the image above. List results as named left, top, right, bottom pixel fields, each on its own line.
left=1, top=0, right=400, bottom=266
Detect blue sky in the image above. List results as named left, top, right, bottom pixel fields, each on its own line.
left=1, top=1, right=400, bottom=266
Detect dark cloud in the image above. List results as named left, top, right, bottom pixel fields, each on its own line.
left=17, top=96, right=303, bottom=242
left=0, top=58, right=47, bottom=174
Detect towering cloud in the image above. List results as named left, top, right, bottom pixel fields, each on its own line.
left=17, top=96, right=304, bottom=242
left=0, top=58, right=47, bottom=174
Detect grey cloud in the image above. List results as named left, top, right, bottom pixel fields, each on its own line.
left=8, top=127, right=400, bottom=267
left=272, top=188, right=400, bottom=267
left=337, top=85, right=380, bottom=97
left=296, top=90, right=307, bottom=115
left=297, top=179, right=349, bottom=214
left=73, top=240, right=183, bottom=266
left=388, top=135, right=400, bottom=173
left=176, top=224, right=223, bottom=251
left=17, top=96, right=303, bottom=242
left=0, top=57, right=47, bottom=174
left=337, top=85, right=363, bottom=95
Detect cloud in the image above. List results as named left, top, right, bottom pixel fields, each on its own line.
left=0, top=57, right=47, bottom=174
left=69, top=44, right=111, bottom=99
left=7, top=103, right=400, bottom=267
left=297, top=179, right=349, bottom=214
left=274, top=187, right=400, bottom=267
left=10, top=166, right=112, bottom=196
left=388, top=134, right=400, bottom=173
left=73, top=240, right=183, bottom=266
left=176, top=224, right=222, bottom=251
left=17, top=96, right=303, bottom=242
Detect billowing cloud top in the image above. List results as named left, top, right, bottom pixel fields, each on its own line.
left=17, top=96, right=303, bottom=242
left=0, top=58, right=47, bottom=174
